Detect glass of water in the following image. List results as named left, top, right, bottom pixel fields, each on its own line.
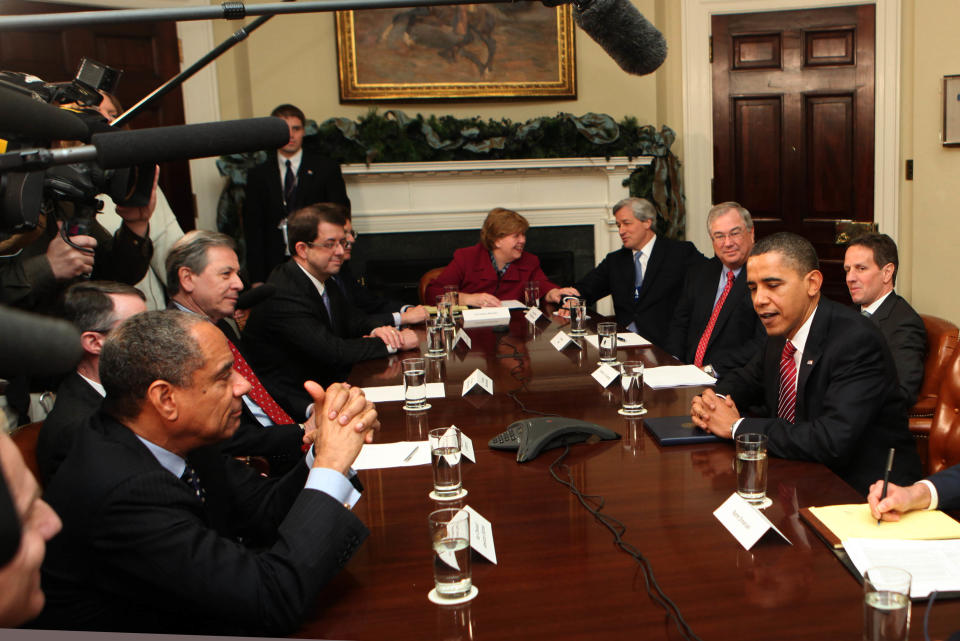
left=429, top=427, right=463, bottom=500
left=619, top=360, right=646, bottom=416
left=569, top=299, right=587, bottom=336
left=863, top=567, right=911, bottom=641
left=402, top=357, right=429, bottom=411
left=735, top=433, right=768, bottom=505
left=435, top=294, right=454, bottom=328
left=429, top=508, right=472, bottom=601
left=524, top=281, right=540, bottom=308
left=597, top=322, right=619, bottom=364
left=425, top=317, right=446, bottom=358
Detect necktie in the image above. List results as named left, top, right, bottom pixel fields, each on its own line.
left=694, top=270, right=736, bottom=367
left=321, top=286, right=335, bottom=326
left=777, top=340, right=798, bottom=423
left=283, top=159, right=296, bottom=213
left=225, top=338, right=293, bottom=425
left=862, top=310, right=872, bottom=318
left=633, top=251, right=643, bottom=300
left=181, top=463, right=206, bottom=503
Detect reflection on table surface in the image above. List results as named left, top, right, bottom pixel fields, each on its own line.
left=295, top=310, right=959, bottom=641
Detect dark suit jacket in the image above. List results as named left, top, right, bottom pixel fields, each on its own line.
left=242, top=151, right=349, bottom=283
left=34, top=412, right=367, bottom=635
left=870, top=292, right=927, bottom=406
left=930, top=465, right=960, bottom=511
left=332, top=261, right=404, bottom=328
left=38, top=370, right=304, bottom=485
left=243, top=260, right=389, bottom=416
left=715, top=298, right=922, bottom=496
left=665, top=258, right=764, bottom=376
left=574, top=237, right=706, bottom=348
left=424, top=243, right=558, bottom=304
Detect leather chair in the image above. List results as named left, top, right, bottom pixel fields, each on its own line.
left=418, top=267, right=445, bottom=305
left=908, top=314, right=960, bottom=472
left=927, top=347, right=960, bottom=475
left=10, top=421, right=43, bottom=485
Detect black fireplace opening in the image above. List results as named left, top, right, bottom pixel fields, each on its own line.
left=350, top=225, right=596, bottom=305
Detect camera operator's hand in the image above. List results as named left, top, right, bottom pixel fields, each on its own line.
left=47, top=221, right=96, bottom=280
left=114, top=166, right=159, bottom=238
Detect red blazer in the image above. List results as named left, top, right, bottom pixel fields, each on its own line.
left=425, top=243, right=558, bottom=303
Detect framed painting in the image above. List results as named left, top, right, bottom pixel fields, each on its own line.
left=335, top=2, right=576, bottom=101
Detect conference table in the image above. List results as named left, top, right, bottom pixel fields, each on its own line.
left=296, top=309, right=960, bottom=640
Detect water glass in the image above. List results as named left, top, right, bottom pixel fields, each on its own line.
left=863, top=567, right=911, bottom=641
left=443, top=284, right=459, bottom=307
left=620, top=360, right=645, bottom=415
left=569, top=299, right=587, bottom=336
left=435, top=294, right=454, bottom=328
left=429, top=427, right=462, bottom=499
left=429, top=508, right=472, bottom=600
left=597, top=322, right=618, bottom=363
left=524, top=281, right=540, bottom=308
left=735, top=433, right=768, bottom=504
left=402, top=357, right=428, bottom=410
left=425, top=317, right=446, bottom=358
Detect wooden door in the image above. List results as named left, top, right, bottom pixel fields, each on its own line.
left=712, top=5, right=875, bottom=302
left=0, top=0, right=195, bottom=230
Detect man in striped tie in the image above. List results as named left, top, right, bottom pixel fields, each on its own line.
left=690, top=232, right=921, bottom=495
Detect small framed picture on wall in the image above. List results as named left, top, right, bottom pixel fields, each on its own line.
left=944, top=74, right=960, bottom=146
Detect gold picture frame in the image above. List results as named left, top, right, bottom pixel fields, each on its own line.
left=335, top=3, right=576, bottom=101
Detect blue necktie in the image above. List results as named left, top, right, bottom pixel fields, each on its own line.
left=633, top=251, right=643, bottom=300
left=322, top=287, right=335, bottom=325
left=181, top=464, right=206, bottom=503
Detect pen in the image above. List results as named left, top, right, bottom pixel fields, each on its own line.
left=877, top=447, right=895, bottom=524
left=402, top=446, right=419, bottom=462
left=617, top=335, right=627, bottom=343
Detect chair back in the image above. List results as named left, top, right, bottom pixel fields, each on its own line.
left=419, top=267, right=445, bottom=305
left=927, top=347, right=960, bottom=474
left=10, top=421, right=43, bottom=486
left=910, top=314, right=960, bottom=418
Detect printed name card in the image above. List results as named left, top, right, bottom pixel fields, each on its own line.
left=461, top=369, right=493, bottom=396
left=591, top=363, right=621, bottom=388
left=452, top=328, right=472, bottom=349
left=713, top=493, right=791, bottom=550
left=461, top=307, right=511, bottom=327
left=551, top=330, right=581, bottom=351
left=461, top=505, right=497, bottom=564
left=449, top=425, right=476, bottom=462
left=524, top=306, right=543, bottom=323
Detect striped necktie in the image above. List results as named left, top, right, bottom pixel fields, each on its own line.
left=694, top=270, right=736, bottom=367
left=777, top=340, right=798, bottom=423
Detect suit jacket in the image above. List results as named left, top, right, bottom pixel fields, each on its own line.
left=664, top=258, right=764, bottom=376
left=424, top=243, right=558, bottom=304
left=242, top=151, right=349, bottom=283
left=930, top=465, right=960, bottom=511
left=34, top=412, right=367, bottom=635
left=870, top=292, right=927, bottom=406
left=715, top=298, right=922, bottom=496
left=332, top=261, right=404, bottom=327
left=574, top=237, right=706, bottom=348
left=243, top=260, right=389, bottom=415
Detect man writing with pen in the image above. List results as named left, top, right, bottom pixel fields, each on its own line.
left=868, top=464, right=960, bottom=520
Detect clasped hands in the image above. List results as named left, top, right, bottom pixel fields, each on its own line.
left=690, top=389, right=741, bottom=439
left=301, top=381, right=379, bottom=476
left=369, top=326, right=417, bottom=350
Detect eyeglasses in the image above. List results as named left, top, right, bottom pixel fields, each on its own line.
left=711, top=227, right=745, bottom=243
left=306, top=239, right=350, bottom=251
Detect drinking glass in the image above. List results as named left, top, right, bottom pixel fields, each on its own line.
left=435, top=295, right=454, bottom=328
left=597, top=322, right=618, bottom=364
left=402, top=357, right=428, bottom=411
left=429, top=427, right=463, bottom=499
left=619, top=360, right=646, bottom=416
left=863, top=567, right=911, bottom=641
left=425, top=317, right=446, bottom=358
left=523, top=281, right=540, bottom=308
left=735, top=433, right=768, bottom=505
left=429, top=508, right=472, bottom=600
left=569, top=299, right=587, bottom=336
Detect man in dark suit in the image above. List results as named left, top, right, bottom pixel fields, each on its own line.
left=545, top=197, right=705, bottom=348
left=243, top=103, right=350, bottom=284
left=844, top=233, right=927, bottom=405
left=691, top=233, right=921, bottom=495
left=244, top=204, right=418, bottom=414
left=37, top=281, right=148, bottom=485
left=165, top=230, right=308, bottom=467
left=868, top=464, right=960, bottom=518
left=665, top=202, right=764, bottom=376
left=34, top=311, right=376, bottom=634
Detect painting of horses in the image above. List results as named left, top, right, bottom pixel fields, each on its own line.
left=335, top=2, right=576, bottom=100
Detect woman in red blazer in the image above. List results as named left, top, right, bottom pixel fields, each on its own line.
left=425, top=208, right=558, bottom=307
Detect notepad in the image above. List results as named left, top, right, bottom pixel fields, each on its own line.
left=807, top=503, right=960, bottom=545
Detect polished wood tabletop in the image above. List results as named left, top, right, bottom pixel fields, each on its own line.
left=296, top=310, right=960, bottom=641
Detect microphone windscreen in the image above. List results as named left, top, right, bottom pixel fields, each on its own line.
left=574, top=0, right=667, bottom=76
left=90, top=117, right=290, bottom=169
left=0, top=306, right=82, bottom=378
left=236, top=284, right=276, bottom=310
left=0, top=87, right=90, bottom=142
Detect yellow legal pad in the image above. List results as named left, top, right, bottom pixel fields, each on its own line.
left=808, top=504, right=960, bottom=544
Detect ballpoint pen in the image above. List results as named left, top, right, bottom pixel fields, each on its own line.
left=402, top=446, right=419, bottom=462
left=877, top=447, right=895, bottom=524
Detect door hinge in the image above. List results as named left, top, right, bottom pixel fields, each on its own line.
left=709, top=35, right=713, bottom=63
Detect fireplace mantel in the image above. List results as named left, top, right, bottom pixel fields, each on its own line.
left=342, top=156, right=652, bottom=314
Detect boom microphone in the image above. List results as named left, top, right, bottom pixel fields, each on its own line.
left=0, top=85, right=90, bottom=142
left=236, top=284, right=276, bottom=310
left=572, top=0, right=667, bottom=76
left=90, top=117, right=289, bottom=169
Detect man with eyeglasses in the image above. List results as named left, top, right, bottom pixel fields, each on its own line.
left=665, top=202, right=765, bottom=376
left=244, top=203, right=418, bottom=413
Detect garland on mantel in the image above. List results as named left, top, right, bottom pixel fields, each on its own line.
left=216, top=110, right=686, bottom=251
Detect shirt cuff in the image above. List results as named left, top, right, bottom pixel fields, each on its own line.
left=304, top=403, right=314, bottom=419
left=303, top=451, right=361, bottom=509
left=918, top=479, right=939, bottom=510
left=386, top=344, right=398, bottom=354
left=730, top=418, right=744, bottom=437
left=392, top=312, right=402, bottom=327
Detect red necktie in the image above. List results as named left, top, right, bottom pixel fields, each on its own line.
left=694, top=270, right=736, bottom=367
left=225, top=339, right=293, bottom=425
left=777, top=340, right=798, bottom=423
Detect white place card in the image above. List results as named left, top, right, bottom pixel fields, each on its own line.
left=550, top=330, right=579, bottom=351
left=524, top=306, right=543, bottom=323
left=461, top=505, right=497, bottom=564
left=591, top=363, right=621, bottom=388
left=457, top=428, right=476, bottom=462
left=500, top=299, right=525, bottom=309
left=360, top=383, right=445, bottom=403
left=452, top=328, right=472, bottom=349
left=352, top=441, right=431, bottom=469
left=461, top=307, right=511, bottom=327
left=584, top=332, right=651, bottom=349
left=461, top=369, right=493, bottom=396
left=713, top=493, right=791, bottom=550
